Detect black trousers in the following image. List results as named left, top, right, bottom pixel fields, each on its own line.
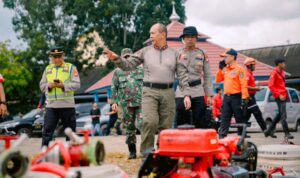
left=267, top=99, right=289, bottom=134
left=175, top=96, right=207, bottom=128
left=219, top=94, right=245, bottom=138
left=245, top=94, right=267, bottom=131
left=106, top=116, right=122, bottom=136
left=42, top=108, right=76, bottom=146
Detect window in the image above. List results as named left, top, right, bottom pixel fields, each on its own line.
left=289, top=90, right=300, bottom=103
left=255, top=88, right=267, bottom=101
left=268, top=91, right=291, bottom=102
left=267, top=92, right=276, bottom=102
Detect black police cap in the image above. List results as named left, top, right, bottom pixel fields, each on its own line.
left=180, top=26, right=198, bottom=38
left=50, top=46, right=64, bottom=56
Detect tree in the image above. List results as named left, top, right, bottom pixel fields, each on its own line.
left=3, top=0, right=185, bottom=67
left=2, top=0, right=186, bottom=108
left=0, top=41, right=33, bottom=114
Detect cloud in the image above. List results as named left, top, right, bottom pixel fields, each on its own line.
left=185, top=0, right=300, bottom=50
left=186, top=0, right=300, bottom=26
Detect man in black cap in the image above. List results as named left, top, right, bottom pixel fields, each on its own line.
left=175, top=26, right=213, bottom=128
left=265, top=58, right=293, bottom=139
left=216, top=48, right=249, bottom=138
left=40, top=46, right=80, bottom=147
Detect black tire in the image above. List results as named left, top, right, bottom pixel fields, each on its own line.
left=17, top=127, right=32, bottom=137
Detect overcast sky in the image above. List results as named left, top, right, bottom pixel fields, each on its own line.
left=1, top=0, right=300, bottom=50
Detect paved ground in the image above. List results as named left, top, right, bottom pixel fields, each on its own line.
left=1, top=131, right=299, bottom=178
left=13, top=131, right=300, bottom=157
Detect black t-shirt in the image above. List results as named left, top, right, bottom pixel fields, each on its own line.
left=109, top=105, right=118, bottom=120
left=90, top=108, right=101, bottom=123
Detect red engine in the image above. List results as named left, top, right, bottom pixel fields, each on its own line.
left=138, top=124, right=265, bottom=178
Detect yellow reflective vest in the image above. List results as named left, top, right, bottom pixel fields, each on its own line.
left=46, top=63, right=74, bottom=101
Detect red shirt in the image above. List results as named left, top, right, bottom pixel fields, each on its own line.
left=213, top=95, right=223, bottom=118
left=246, top=69, right=256, bottom=95
left=268, top=67, right=287, bottom=99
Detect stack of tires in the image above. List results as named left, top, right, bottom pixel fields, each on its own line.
left=257, top=144, right=300, bottom=176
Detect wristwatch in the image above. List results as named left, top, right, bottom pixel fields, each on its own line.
left=0, top=101, right=7, bottom=105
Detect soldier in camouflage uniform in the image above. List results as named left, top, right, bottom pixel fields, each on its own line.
left=175, top=26, right=214, bottom=128
left=111, top=48, right=143, bottom=159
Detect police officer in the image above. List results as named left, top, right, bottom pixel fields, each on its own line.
left=175, top=26, right=213, bottom=128
left=111, top=48, right=143, bottom=159
left=244, top=58, right=267, bottom=135
left=216, top=49, right=249, bottom=138
left=104, top=23, right=191, bottom=156
left=40, top=46, right=80, bottom=147
left=265, top=58, right=293, bottom=139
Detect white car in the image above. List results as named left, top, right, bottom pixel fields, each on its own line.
left=76, top=104, right=110, bottom=134
left=248, top=86, right=300, bottom=132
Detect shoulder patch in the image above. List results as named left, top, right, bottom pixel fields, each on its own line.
left=73, top=68, right=79, bottom=77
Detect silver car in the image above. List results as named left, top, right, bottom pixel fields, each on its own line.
left=249, top=86, right=300, bottom=132
left=76, top=103, right=110, bottom=134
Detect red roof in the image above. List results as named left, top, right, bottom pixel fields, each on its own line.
left=86, top=21, right=275, bottom=93
left=85, top=69, right=116, bottom=93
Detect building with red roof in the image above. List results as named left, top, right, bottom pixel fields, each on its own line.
left=86, top=3, right=275, bottom=96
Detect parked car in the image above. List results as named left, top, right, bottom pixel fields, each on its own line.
left=32, top=102, right=105, bottom=136
left=76, top=103, right=110, bottom=135
left=0, top=109, right=43, bottom=136
left=248, top=86, right=300, bottom=132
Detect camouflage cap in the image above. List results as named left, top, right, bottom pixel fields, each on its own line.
left=121, top=48, right=132, bottom=58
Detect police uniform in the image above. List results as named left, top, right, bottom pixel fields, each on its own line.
left=216, top=49, right=249, bottom=138
left=113, top=44, right=189, bottom=156
left=175, top=45, right=213, bottom=128
left=111, top=48, right=143, bottom=159
left=39, top=47, right=80, bottom=146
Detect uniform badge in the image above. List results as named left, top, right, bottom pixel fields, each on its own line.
left=204, top=54, right=209, bottom=62
left=47, top=68, right=53, bottom=74
left=196, top=54, right=203, bottom=60
left=63, top=66, right=69, bottom=72
left=73, top=68, right=79, bottom=77
left=230, top=71, right=237, bottom=77
left=240, top=72, right=244, bottom=78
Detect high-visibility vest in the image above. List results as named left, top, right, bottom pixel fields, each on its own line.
left=46, top=63, right=74, bottom=101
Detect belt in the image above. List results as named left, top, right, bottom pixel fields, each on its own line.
left=143, top=82, right=173, bottom=89
left=188, top=79, right=201, bottom=87
left=225, top=93, right=241, bottom=97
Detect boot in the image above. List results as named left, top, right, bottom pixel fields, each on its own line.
left=285, top=133, right=294, bottom=139
left=264, top=130, right=277, bottom=138
left=128, top=144, right=137, bottom=159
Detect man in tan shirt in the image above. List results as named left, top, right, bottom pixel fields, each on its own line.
left=104, top=23, right=191, bottom=157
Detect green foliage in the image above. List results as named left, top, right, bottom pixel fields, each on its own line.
left=2, top=0, right=186, bottom=113
left=3, top=0, right=186, bottom=67
left=0, top=41, right=34, bottom=114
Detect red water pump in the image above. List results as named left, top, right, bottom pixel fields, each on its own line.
left=138, top=124, right=265, bottom=178
left=30, top=128, right=105, bottom=178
